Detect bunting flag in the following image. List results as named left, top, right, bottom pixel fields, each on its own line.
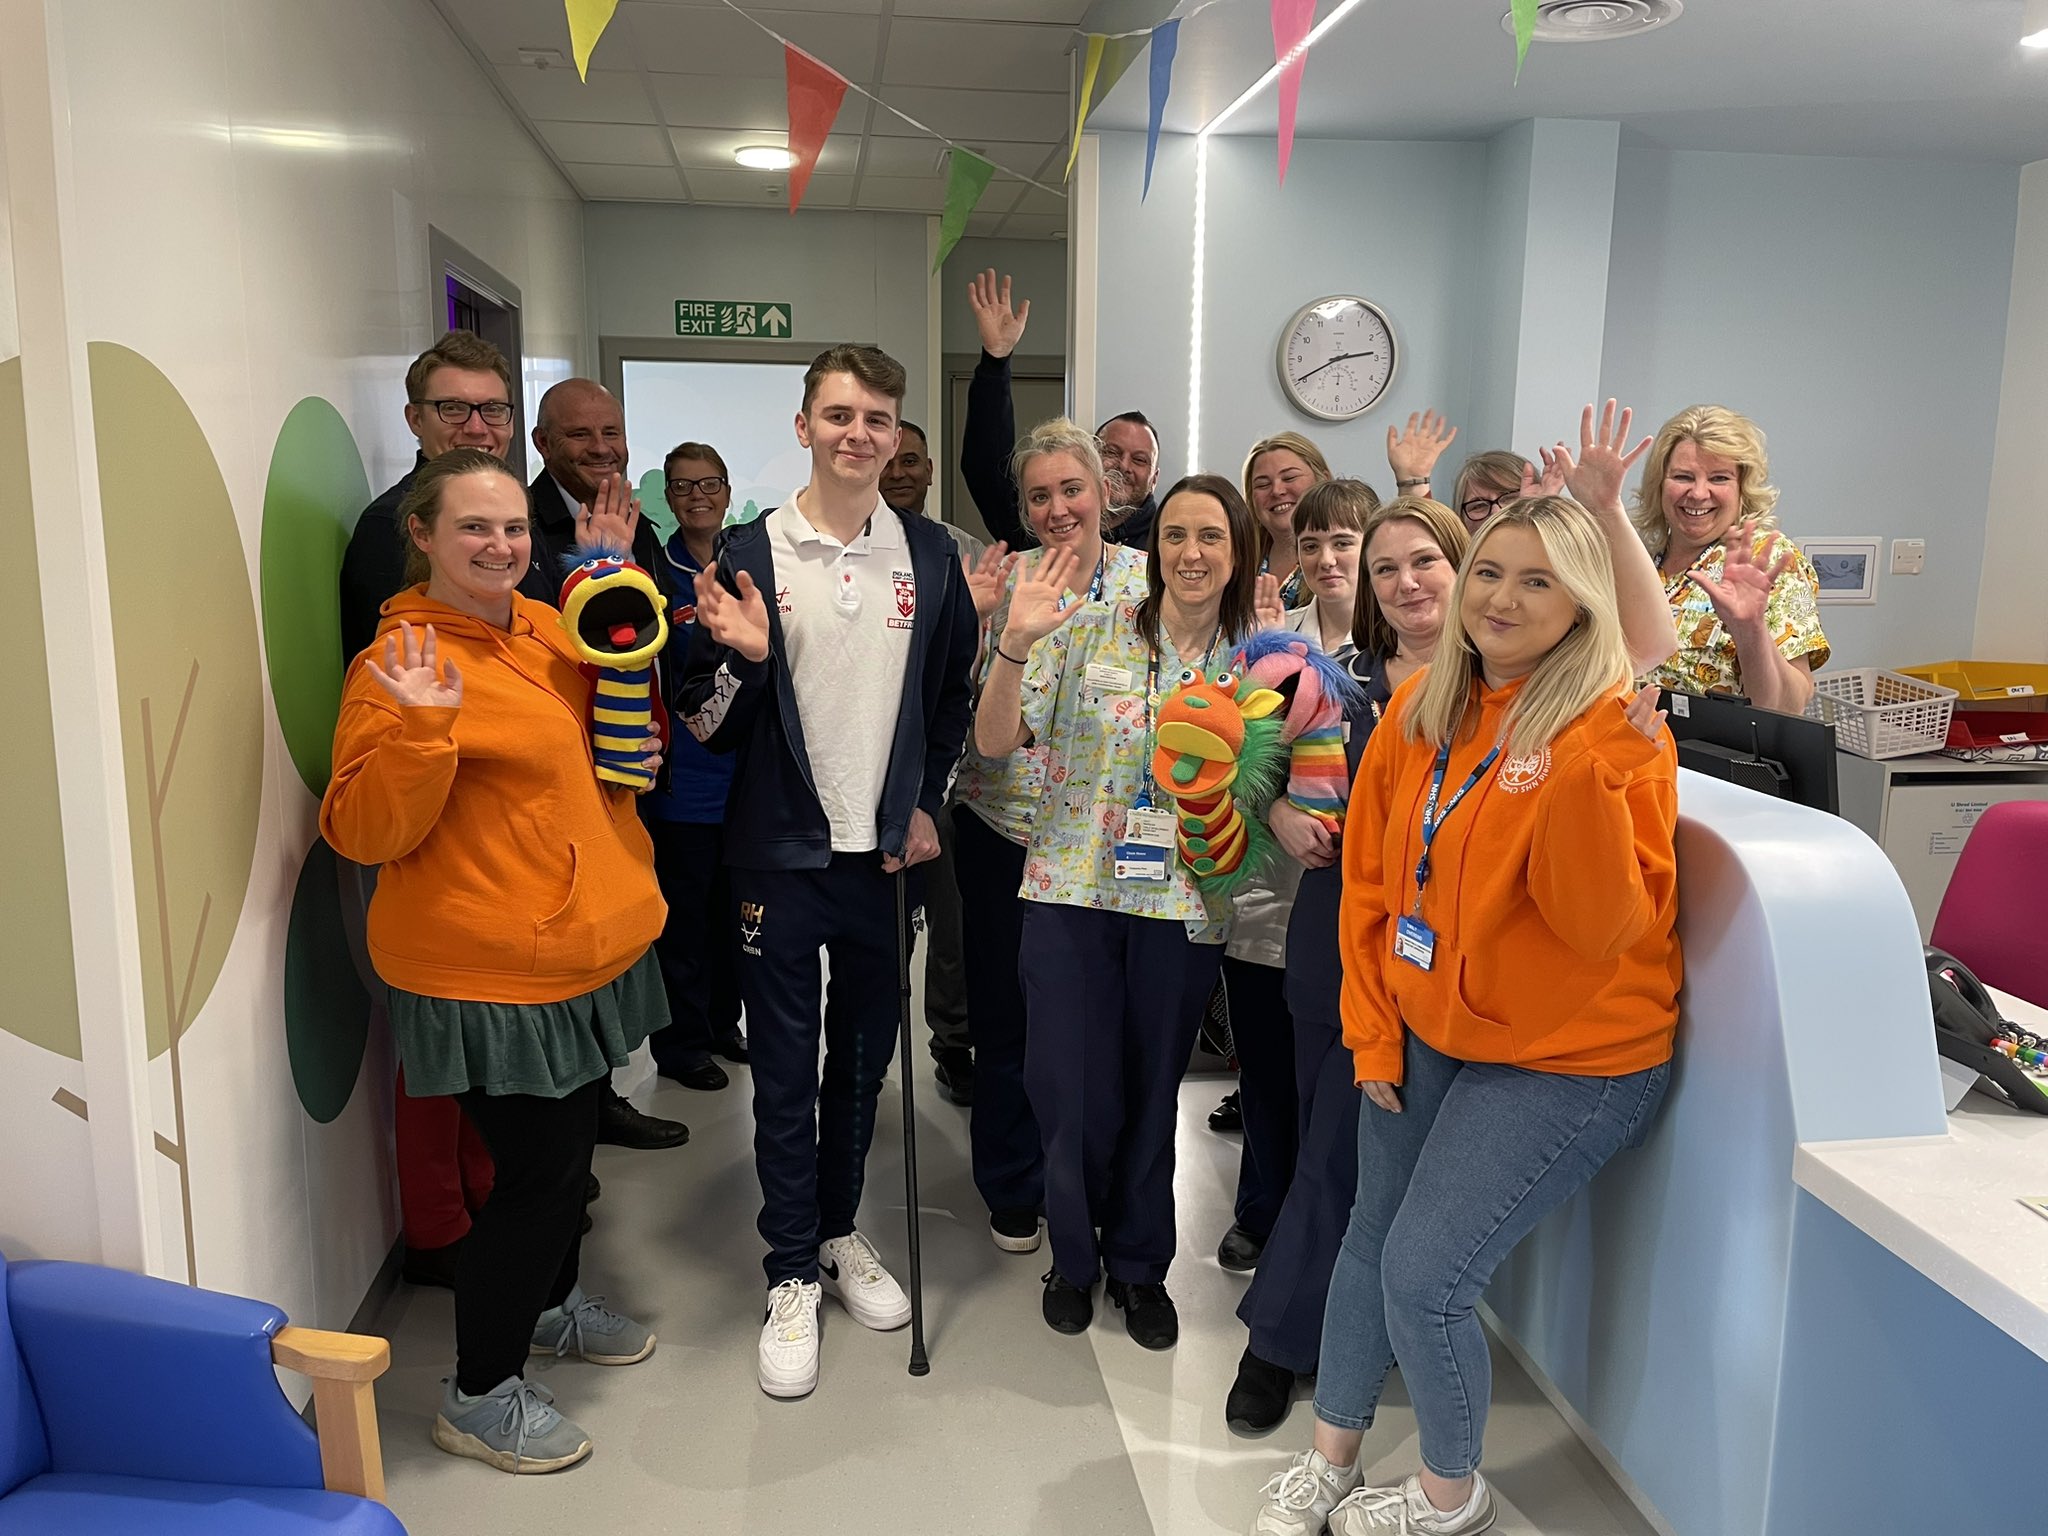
left=1143, top=20, right=1181, bottom=201
left=1065, top=34, right=1108, bottom=181
left=784, top=44, right=849, bottom=213
left=933, top=150, right=996, bottom=272
left=1271, top=0, right=1316, bottom=185
left=1094, top=34, right=1147, bottom=106
left=564, top=0, right=620, bottom=82
left=1511, top=0, right=1539, bottom=81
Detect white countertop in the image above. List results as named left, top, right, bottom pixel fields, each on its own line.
left=1793, top=987, right=2048, bottom=1361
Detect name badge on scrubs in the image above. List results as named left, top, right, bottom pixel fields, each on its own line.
left=1394, top=914, right=1437, bottom=971
left=1122, top=805, right=1176, bottom=848
left=1114, top=842, right=1170, bottom=881
left=1085, top=662, right=1133, bottom=692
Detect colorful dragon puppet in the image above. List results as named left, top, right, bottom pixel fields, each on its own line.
left=558, top=542, right=670, bottom=789
left=1148, top=631, right=1362, bottom=890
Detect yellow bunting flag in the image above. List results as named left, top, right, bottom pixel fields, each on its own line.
left=565, top=0, right=620, bottom=82
left=1064, top=33, right=1108, bottom=182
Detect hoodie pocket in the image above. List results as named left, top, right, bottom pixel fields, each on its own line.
left=533, top=834, right=666, bottom=980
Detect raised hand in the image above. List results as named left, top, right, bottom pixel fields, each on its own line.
left=1386, top=409, right=1458, bottom=484
left=1688, top=521, right=1794, bottom=636
left=1567, top=400, right=1652, bottom=514
left=694, top=562, right=771, bottom=663
left=365, top=621, right=463, bottom=710
left=1254, top=571, right=1287, bottom=628
left=1519, top=444, right=1572, bottom=501
left=1624, top=682, right=1668, bottom=742
left=968, top=269, right=1031, bottom=361
left=575, top=473, right=641, bottom=554
left=1002, top=545, right=1086, bottom=649
left=964, top=541, right=1018, bottom=621
left=1269, top=798, right=1336, bottom=868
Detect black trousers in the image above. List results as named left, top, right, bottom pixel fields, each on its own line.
left=923, top=807, right=972, bottom=1060
left=452, top=1077, right=602, bottom=1395
left=1226, top=954, right=1299, bottom=1241
left=645, top=819, right=745, bottom=1073
left=951, top=805, right=1037, bottom=1214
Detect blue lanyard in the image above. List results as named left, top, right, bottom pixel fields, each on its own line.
left=1413, top=741, right=1500, bottom=903
left=1087, top=551, right=1105, bottom=602
left=1139, top=623, right=1221, bottom=807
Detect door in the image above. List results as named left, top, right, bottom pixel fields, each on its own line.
left=944, top=366, right=1066, bottom=546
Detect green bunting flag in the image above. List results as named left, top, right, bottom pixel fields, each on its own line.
left=1512, top=0, right=1538, bottom=81
left=934, top=150, right=996, bottom=272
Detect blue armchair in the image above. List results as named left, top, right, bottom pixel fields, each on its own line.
left=0, top=1250, right=406, bottom=1533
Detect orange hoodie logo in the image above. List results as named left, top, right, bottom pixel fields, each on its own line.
left=1499, top=747, right=1551, bottom=793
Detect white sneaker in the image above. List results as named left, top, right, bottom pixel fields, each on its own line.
left=1328, top=1472, right=1495, bottom=1535
left=1250, top=1448, right=1361, bottom=1535
left=757, top=1279, right=822, bottom=1399
left=817, top=1231, right=912, bottom=1330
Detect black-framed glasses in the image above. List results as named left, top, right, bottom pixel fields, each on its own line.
left=1460, top=493, right=1511, bottom=520
left=666, top=475, right=729, bottom=495
left=416, top=398, right=513, bottom=426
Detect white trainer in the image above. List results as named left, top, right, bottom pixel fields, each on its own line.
left=1249, top=1448, right=1361, bottom=1535
left=757, top=1279, right=823, bottom=1399
left=1328, top=1472, right=1495, bottom=1535
left=818, top=1231, right=912, bottom=1330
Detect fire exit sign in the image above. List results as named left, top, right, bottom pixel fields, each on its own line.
left=674, top=300, right=792, bottom=338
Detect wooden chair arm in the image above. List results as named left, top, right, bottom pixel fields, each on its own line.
left=271, top=1326, right=391, bottom=1502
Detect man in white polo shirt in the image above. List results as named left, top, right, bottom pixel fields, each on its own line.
left=679, top=344, right=978, bottom=1399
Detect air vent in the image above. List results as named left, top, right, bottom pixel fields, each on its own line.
left=1501, top=0, right=1683, bottom=44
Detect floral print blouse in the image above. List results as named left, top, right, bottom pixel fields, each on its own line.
left=1642, top=526, right=1830, bottom=699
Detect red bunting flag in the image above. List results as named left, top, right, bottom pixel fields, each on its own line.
left=784, top=44, right=849, bottom=213
left=1270, top=0, right=1316, bottom=185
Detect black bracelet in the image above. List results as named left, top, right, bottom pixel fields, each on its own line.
left=995, top=646, right=1028, bottom=666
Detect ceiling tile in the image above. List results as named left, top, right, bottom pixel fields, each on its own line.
left=896, top=0, right=1092, bottom=19
left=647, top=73, right=805, bottom=132
left=859, top=136, right=1056, bottom=178
left=1009, top=184, right=1067, bottom=218
left=993, top=213, right=1069, bottom=240
left=883, top=18, right=1074, bottom=94
left=668, top=127, right=860, bottom=172
left=441, top=0, right=628, bottom=69
left=687, top=168, right=855, bottom=208
left=854, top=175, right=950, bottom=213
left=495, top=64, right=656, bottom=124
left=538, top=121, right=675, bottom=166
left=624, top=4, right=883, bottom=81
left=628, top=0, right=888, bottom=13
left=965, top=211, right=1007, bottom=236
left=565, top=162, right=687, bottom=200
left=867, top=85, right=1067, bottom=143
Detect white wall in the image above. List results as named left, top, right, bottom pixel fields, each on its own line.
left=1975, top=159, right=2048, bottom=663
left=5, top=0, right=585, bottom=1335
left=1600, top=143, right=2020, bottom=673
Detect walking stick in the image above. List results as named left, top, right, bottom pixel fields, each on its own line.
left=895, top=870, right=931, bottom=1376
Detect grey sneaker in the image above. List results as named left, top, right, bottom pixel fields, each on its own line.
left=1328, top=1473, right=1496, bottom=1535
left=530, top=1284, right=656, bottom=1365
left=433, top=1375, right=592, bottom=1474
left=1251, top=1448, right=1361, bottom=1535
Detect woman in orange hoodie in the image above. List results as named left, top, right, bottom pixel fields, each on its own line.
left=1248, top=496, right=1680, bottom=1536
left=323, top=448, right=668, bottom=1476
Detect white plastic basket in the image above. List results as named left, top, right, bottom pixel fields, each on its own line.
left=1805, top=668, right=1956, bottom=760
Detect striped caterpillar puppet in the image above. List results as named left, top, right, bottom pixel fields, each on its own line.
left=558, top=544, right=671, bottom=789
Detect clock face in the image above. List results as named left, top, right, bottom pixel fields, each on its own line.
left=1278, top=296, right=1397, bottom=422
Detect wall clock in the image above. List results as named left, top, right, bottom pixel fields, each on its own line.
left=1277, top=295, right=1398, bottom=422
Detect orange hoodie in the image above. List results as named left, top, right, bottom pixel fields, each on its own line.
left=1340, top=674, right=1681, bottom=1084
left=321, top=588, right=665, bottom=1005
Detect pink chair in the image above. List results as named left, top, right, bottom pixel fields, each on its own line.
left=1929, top=799, right=2048, bottom=1008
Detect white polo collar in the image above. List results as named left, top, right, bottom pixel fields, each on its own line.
left=779, top=493, right=903, bottom=554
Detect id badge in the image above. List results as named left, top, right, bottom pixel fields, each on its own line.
left=1114, top=842, right=1170, bottom=881
left=1393, top=914, right=1436, bottom=971
left=1085, top=662, right=1134, bottom=692
left=1123, top=805, right=1177, bottom=848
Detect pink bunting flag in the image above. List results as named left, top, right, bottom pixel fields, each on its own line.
left=784, top=44, right=849, bottom=213
left=1270, top=0, right=1316, bottom=185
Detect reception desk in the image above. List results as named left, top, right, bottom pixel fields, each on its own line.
left=1480, top=772, right=2048, bottom=1536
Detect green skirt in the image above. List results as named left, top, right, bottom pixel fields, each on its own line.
left=389, top=948, right=670, bottom=1099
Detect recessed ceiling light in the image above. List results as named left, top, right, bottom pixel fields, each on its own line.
left=2023, top=0, right=2048, bottom=48
left=1501, top=0, right=1683, bottom=44
left=735, top=145, right=797, bottom=170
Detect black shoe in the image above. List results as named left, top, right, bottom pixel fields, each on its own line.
left=711, top=1036, right=750, bottom=1066
left=1225, top=1348, right=1297, bottom=1435
left=658, top=1059, right=730, bottom=1092
left=1041, top=1268, right=1094, bottom=1334
left=1208, top=1090, right=1243, bottom=1133
left=596, top=1088, right=689, bottom=1149
left=1216, top=1222, right=1265, bottom=1273
left=933, top=1051, right=975, bottom=1107
left=401, top=1238, right=461, bottom=1289
left=585, top=1173, right=601, bottom=1205
left=991, top=1208, right=1043, bottom=1253
left=1105, top=1278, right=1179, bottom=1350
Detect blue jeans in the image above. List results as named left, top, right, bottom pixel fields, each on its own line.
left=1313, top=1031, right=1670, bottom=1479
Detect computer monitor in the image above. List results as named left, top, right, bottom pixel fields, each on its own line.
left=1660, top=689, right=1840, bottom=816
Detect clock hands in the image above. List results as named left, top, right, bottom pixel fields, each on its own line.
left=1294, top=350, right=1379, bottom=386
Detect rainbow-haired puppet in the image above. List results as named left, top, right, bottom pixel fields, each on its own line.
left=1233, top=631, right=1363, bottom=834
left=558, top=543, right=669, bottom=789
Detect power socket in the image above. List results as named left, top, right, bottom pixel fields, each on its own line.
left=1890, top=539, right=1926, bottom=576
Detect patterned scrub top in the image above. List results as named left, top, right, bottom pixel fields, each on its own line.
left=956, top=545, right=1148, bottom=844
left=1643, top=526, right=1830, bottom=698
left=1016, top=576, right=1234, bottom=943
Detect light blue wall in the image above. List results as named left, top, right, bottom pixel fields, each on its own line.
left=1468, top=122, right=1534, bottom=452
left=1599, top=144, right=2021, bottom=673
left=938, top=236, right=1068, bottom=361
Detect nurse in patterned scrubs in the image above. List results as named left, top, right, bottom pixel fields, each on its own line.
left=1630, top=405, right=1829, bottom=714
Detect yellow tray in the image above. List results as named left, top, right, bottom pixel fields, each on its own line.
left=1899, top=660, right=2048, bottom=702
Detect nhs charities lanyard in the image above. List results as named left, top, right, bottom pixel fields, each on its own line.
left=1392, top=741, right=1501, bottom=971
